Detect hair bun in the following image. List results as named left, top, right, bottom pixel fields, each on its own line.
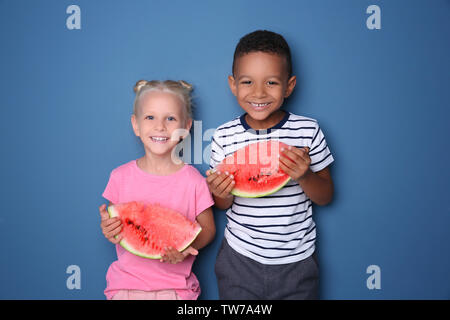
left=178, top=80, right=193, bottom=91
left=134, top=80, right=148, bottom=93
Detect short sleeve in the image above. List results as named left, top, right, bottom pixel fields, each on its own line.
left=195, top=173, right=214, bottom=217
left=309, top=123, right=334, bottom=172
left=102, top=170, right=120, bottom=204
left=209, top=129, right=225, bottom=169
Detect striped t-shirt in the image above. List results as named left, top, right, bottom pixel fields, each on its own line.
left=209, top=111, right=334, bottom=265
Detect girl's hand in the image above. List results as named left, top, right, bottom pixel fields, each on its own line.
left=99, top=204, right=123, bottom=244
left=279, top=146, right=312, bottom=182
left=205, top=169, right=235, bottom=199
left=160, top=246, right=198, bottom=264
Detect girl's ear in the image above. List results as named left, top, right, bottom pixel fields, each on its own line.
left=228, top=75, right=237, bottom=96
left=284, top=76, right=297, bottom=98
left=185, top=118, right=193, bottom=132
left=131, top=114, right=140, bottom=137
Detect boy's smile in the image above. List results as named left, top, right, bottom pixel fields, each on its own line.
left=228, top=51, right=296, bottom=129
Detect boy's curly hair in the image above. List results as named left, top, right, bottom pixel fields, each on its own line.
left=232, top=30, right=292, bottom=77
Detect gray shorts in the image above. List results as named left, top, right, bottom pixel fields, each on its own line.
left=214, top=239, right=319, bottom=300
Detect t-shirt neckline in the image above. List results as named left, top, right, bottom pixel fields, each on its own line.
left=133, top=160, right=187, bottom=179
left=239, top=111, right=290, bottom=134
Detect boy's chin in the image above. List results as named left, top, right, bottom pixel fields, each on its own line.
left=246, top=108, right=281, bottom=122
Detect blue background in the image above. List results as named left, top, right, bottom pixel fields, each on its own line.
left=1, top=0, right=449, bottom=299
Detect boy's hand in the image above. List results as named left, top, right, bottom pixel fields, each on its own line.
left=279, top=146, right=312, bottom=182
left=160, top=246, right=198, bottom=264
left=99, top=204, right=123, bottom=244
left=206, top=169, right=235, bottom=199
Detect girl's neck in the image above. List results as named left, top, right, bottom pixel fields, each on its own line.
left=136, top=152, right=185, bottom=175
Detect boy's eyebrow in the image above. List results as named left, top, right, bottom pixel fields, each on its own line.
left=237, top=75, right=283, bottom=80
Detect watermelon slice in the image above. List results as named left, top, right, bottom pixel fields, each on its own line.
left=216, top=140, right=291, bottom=198
left=107, top=201, right=202, bottom=259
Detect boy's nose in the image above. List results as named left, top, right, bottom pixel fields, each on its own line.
left=253, top=83, right=266, bottom=98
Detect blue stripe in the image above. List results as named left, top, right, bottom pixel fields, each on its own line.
left=309, top=144, right=329, bottom=157
left=310, top=136, right=325, bottom=152
left=227, top=227, right=316, bottom=259
left=226, top=213, right=313, bottom=234
left=216, top=121, right=241, bottom=131
left=222, top=136, right=312, bottom=149
left=310, top=152, right=332, bottom=167
left=262, top=191, right=305, bottom=198
left=227, top=227, right=298, bottom=251
left=311, top=126, right=321, bottom=145
left=218, top=126, right=315, bottom=139
left=230, top=203, right=312, bottom=219
left=233, top=198, right=310, bottom=209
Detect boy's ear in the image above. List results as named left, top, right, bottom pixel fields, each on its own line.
left=131, top=114, right=140, bottom=137
left=284, top=76, right=297, bottom=98
left=228, top=75, right=237, bottom=96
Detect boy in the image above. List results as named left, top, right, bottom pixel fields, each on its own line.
left=206, top=30, right=334, bottom=299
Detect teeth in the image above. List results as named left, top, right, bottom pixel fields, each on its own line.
left=151, top=137, right=168, bottom=141
left=251, top=102, right=269, bottom=107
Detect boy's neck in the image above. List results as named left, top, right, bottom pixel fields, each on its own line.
left=244, top=110, right=286, bottom=130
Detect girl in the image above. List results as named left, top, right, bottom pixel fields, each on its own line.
left=99, top=80, right=215, bottom=300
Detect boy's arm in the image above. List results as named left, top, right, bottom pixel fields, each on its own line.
left=297, top=167, right=333, bottom=206
left=212, top=193, right=234, bottom=210
left=280, top=146, right=334, bottom=206
left=206, top=170, right=235, bottom=210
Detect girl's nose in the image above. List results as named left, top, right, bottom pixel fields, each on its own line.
left=154, top=119, right=166, bottom=131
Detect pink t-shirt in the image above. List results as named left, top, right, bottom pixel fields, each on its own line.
left=102, top=160, right=214, bottom=300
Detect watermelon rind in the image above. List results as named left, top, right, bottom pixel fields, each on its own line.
left=231, top=176, right=291, bottom=198
left=107, top=205, right=202, bottom=260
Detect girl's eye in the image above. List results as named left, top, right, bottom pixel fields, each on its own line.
left=145, top=115, right=154, bottom=120
left=167, top=116, right=176, bottom=121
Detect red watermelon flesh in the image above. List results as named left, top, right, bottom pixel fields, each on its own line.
left=108, top=201, right=202, bottom=259
left=216, top=140, right=291, bottom=198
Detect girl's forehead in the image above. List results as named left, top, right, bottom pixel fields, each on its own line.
left=141, top=90, right=182, bottom=108
left=137, top=90, right=187, bottom=116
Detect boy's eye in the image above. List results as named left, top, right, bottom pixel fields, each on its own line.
left=267, top=81, right=278, bottom=85
left=145, top=115, right=154, bottom=120
left=167, top=116, right=176, bottom=121
left=240, top=80, right=252, bottom=85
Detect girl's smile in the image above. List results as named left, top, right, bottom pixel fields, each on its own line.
left=150, top=136, right=169, bottom=143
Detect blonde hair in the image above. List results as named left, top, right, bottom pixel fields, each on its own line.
left=133, top=80, right=194, bottom=118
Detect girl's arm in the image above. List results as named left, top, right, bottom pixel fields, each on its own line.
left=190, top=207, right=216, bottom=250
left=160, top=207, right=216, bottom=264
left=99, top=203, right=123, bottom=244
